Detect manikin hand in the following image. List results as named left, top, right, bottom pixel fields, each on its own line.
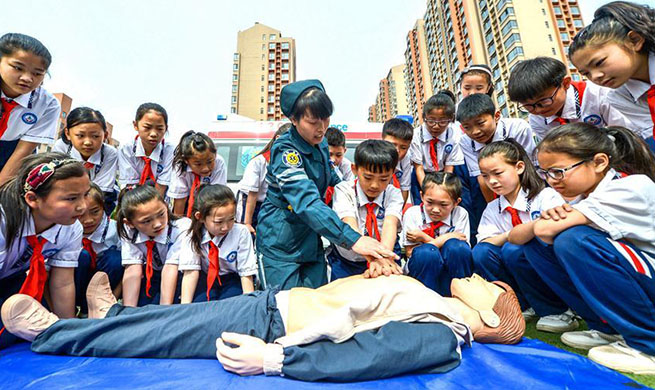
left=215, top=332, right=267, bottom=376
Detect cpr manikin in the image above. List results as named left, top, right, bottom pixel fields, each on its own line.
left=2, top=273, right=525, bottom=382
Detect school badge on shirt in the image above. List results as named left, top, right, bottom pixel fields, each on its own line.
left=282, top=149, right=302, bottom=168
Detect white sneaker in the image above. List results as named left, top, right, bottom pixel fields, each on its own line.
left=536, top=309, right=579, bottom=333
left=1, top=294, right=59, bottom=341
left=589, top=341, right=655, bottom=375
left=522, top=307, right=538, bottom=322
left=561, top=330, right=624, bottom=350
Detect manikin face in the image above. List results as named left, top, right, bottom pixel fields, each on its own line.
left=451, top=274, right=504, bottom=310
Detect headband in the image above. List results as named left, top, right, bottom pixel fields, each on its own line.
left=462, top=65, right=493, bottom=78
left=24, top=159, right=79, bottom=194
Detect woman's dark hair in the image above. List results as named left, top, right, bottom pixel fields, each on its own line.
left=257, top=123, right=291, bottom=158
left=479, top=139, right=545, bottom=201
left=354, top=139, right=398, bottom=174
left=570, top=1, right=655, bottom=58
left=423, top=90, right=456, bottom=118
left=189, top=184, right=237, bottom=255
left=116, top=185, right=177, bottom=240
left=289, top=88, right=333, bottom=121
left=135, top=103, right=168, bottom=126
left=0, top=153, right=87, bottom=250
left=86, top=182, right=106, bottom=211
left=173, top=130, right=217, bottom=174
left=461, top=64, right=495, bottom=97
left=61, top=107, right=107, bottom=145
left=538, top=123, right=655, bottom=182
left=0, top=33, right=52, bottom=68
left=422, top=172, right=462, bottom=202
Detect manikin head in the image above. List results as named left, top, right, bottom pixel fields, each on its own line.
left=450, top=274, right=525, bottom=344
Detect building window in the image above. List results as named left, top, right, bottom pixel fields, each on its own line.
left=268, top=106, right=274, bottom=114
left=260, top=108, right=264, bottom=114
left=282, top=62, right=289, bottom=70
left=268, top=73, right=275, bottom=81
left=570, top=6, right=580, bottom=15
left=261, top=75, right=264, bottom=81
left=268, top=85, right=274, bottom=92
left=269, top=53, right=275, bottom=60
left=269, top=43, right=276, bottom=49
left=499, top=7, right=514, bottom=23
left=501, top=20, right=518, bottom=36
left=268, top=95, right=275, bottom=103
left=231, top=96, right=237, bottom=103
left=573, top=19, right=583, bottom=28
left=269, top=34, right=276, bottom=40
left=507, top=46, right=524, bottom=62
left=281, top=42, right=289, bottom=49
left=545, top=21, right=549, bottom=28
left=269, top=63, right=275, bottom=70
left=232, top=85, right=237, bottom=92
left=233, top=53, right=238, bottom=61
left=498, top=93, right=506, bottom=105
left=232, top=75, right=238, bottom=81
left=557, top=19, right=566, bottom=28
left=552, top=48, right=557, bottom=55
left=233, top=64, right=238, bottom=70
left=560, top=32, right=569, bottom=41
left=231, top=107, right=236, bottom=113
left=548, top=34, right=553, bottom=41
left=262, top=34, right=266, bottom=40
left=281, top=52, right=289, bottom=60
left=260, top=86, right=264, bottom=92
left=553, top=6, right=562, bottom=15
left=281, top=73, right=289, bottom=81
left=504, top=33, right=521, bottom=49
left=541, top=8, right=546, bottom=15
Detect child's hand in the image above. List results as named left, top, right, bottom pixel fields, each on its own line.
left=363, top=257, right=402, bottom=278
left=245, top=223, right=256, bottom=235
left=430, top=232, right=467, bottom=248
left=352, top=236, right=399, bottom=262
left=540, top=204, right=574, bottom=221
left=406, top=230, right=429, bottom=243
left=216, top=332, right=267, bottom=376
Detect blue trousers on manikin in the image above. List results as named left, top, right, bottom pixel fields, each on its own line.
left=406, top=239, right=473, bottom=296
left=524, top=226, right=655, bottom=355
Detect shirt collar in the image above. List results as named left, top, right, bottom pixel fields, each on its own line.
left=1, top=89, right=33, bottom=108
left=499, top=188, right=529, bottom=212
left=134, top=138, right=163, bottom=162
left=68, top=144, right=103, bottom=166
left=86, top=215, right=108, bottom=242
left=24, top=210, right=62, bottom=244
left=622, top=52, right=655, bottom=102
left=355, top=180, right=385, bottom=208
left=133, top=223, right=169, bottom=245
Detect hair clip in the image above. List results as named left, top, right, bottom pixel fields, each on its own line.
left=23, top=159, right=78, bottom=194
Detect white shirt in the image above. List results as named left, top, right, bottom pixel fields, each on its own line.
left=84, top=216, right=121, bottom=256
left=0, top=209, right=83, bottom=280
left=0, top=87, right=60, bottom=144
left=401, top=204, right=470, bottom=247
left=178, top=224, right=257, bottom=277
left=121, top=217, right=191, bottom=270
left=334, top=157, right=354, bottom=181
left=168, top=154, right=227, bottom=199
left=117, top=138, right=175, bottom=188
left=573, top=169, right=655, bottom=254
left=237, top=154, right=269, bottom=202
left=52, top=139, right=119, bottom=192
left=410, top=123, right=465, bottom=172
left=529, top=81, right=633, bottom=141
left=608, top=52, right=655, bottom=141
left=476, top=187, right=564, bottom=242
left=395, top=153, right=412, bottom=191
left=332, top=179, right=404, bottom=262
left=461, top=117, right=537, bottom=177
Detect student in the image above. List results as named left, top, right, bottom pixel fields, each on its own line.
left=472, top=140, right=577, bottom=333
left=5, top=273, right=524, bottom=382
left=459, top=64, right=495, bottom=99
left=169, top=130, right=227, bottom=217
left=117, top=103, right=174, bottom=197
left=457, top=93, right=537, bottom=232
left=521, top=123, right=655, bottom=374
left=323, top=126, right=353, bottom=206
left=256, top=80, right=399, bottom=290
left=568, top=2, right=655, bottom=151
left=328, top=140, right=404, bottom=281
left=381, top=118, right=413, bottom=203
left=402, top=172, right=472, bottom=296
left=117, top=185, right=190, bottom=307
left=52, top=107, right=119, bottom=215
left=236, top=123, right=291, bottom=234
left=74, top=183, right=122, bottom=312
left=508, top=57, right=631, bottom=141
left=0, top=153, right=88, bottom=349
left=179, top=185, right=257, bottom=303
left=410, top=91, right=465, bottom=206
left=0, top=33, right=61, bottom=185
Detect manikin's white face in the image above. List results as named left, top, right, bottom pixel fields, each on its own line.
left=451, top=274, right=504, bottom=310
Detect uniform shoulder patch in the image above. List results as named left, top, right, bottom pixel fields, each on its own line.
left=583, top=114, right=602, bottom=126
left=282, top=149, right=303, bottom=168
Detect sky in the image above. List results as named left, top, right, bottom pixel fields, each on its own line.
left=5, top=0, right=611, bottom=145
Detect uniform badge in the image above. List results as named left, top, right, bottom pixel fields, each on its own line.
left=396, top=170, right=403, bottom=179
left=444, top=144, right=453, bottom=154
left=376, top=207, right=385, bottom=219
left=157, top=164, right=164, bottom=173
left=22, top=113, right=38, bottom=125
left=583, top=114, right=602, bottom=126
left=282, top=149, right=302, bottom=168
left=226, top=251, right=238, bottom=263
left=531, top=211, right=541, bottom=220
left=42, top=248, right=61, bottom=258
left=202, top=176, right=211, bottom=183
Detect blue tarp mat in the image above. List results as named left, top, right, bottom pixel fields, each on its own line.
left=0, top=338, right=646, bottom=389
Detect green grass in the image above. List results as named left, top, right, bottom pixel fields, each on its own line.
left=524, top=320, right=655, bottom=388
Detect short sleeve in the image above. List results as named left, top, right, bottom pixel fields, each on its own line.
left=117, top=145, right=140, bottom=187
left=177, top=231, right=202, bottom=271
left=409, top=130, right=424, bottom=165
left=240, top=156, right=265, bottom=193
left=155, top=144, right=175, bottom=186
left=444, top=138, right=464, bottom=166
left=400, top=206, right=422, bottom=247
left=167, top=171, right=191, bottom=199
left=93, top=146, right=118, bottom=192
left=236, top=227, right=258, bottom=277
left=121, top=236, right=145, bottom=266
left=22, top=95, right=60, bottom=145
left=332, top=181, right=358, bottom=220
left=476, top=202, right=504, bottom=242
left=46, top=222, right=83, bottom=268
left=384, top=187, right=404, bottom=221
